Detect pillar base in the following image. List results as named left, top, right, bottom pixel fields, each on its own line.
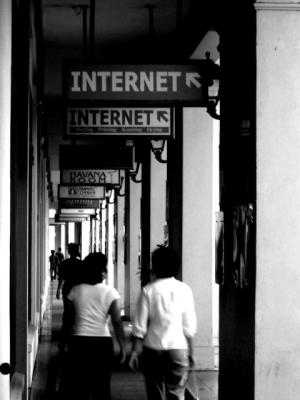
left=194, top=345, right=216, bottom=370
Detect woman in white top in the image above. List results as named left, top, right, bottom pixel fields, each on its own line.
left=62, top=252, right=126, bottom=400
left=129, top=246, right=197, bottom=400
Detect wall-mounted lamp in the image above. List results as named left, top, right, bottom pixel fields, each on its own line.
left=205, top=52, right=220, bottom=120
left=207, top=79, right=220, bottom=120
left=100, top=199, right=107, bottom=210
left=106, top=186, right=116, bottom=204
left=130, top=161, right=142, bottom=183
left=150, top=139, right=167, bottom=163
left=115, top=176, right=125, bottom=197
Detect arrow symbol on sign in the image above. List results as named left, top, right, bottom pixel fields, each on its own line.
left=186, top=73, right=201, bottom=88
left=157, top=111, right=169, bottom=123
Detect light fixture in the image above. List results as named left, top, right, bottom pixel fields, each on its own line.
left=106, top=186, right=116, bottom=204
left=205, top=52, right=220, bottom=120
left=130, top=161, right=142, bottom=183
left=115, top=176, right=125, bottom=197
left=150, top=139, right=167, bottom=163
left=207, top=79, right=220, bottom=120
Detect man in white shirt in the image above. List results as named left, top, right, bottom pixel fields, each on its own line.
left=129, top=246, right=197, bottom=400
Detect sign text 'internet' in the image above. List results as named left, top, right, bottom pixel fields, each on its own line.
left=65, top=64, right=208, bottom=103
left=66, top=107, right=171, bottom=136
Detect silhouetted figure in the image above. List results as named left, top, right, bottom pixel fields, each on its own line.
left=61, top=252, right=126, bottom=400
left=56, top=242, right=82, bottom=357
left=56, top=243, right=81, bottom=302
left=129, top=245, right=197, bottom=400
left=49, top=250, right=58, bottom=281
left=56, top=247, right=65, bottom=271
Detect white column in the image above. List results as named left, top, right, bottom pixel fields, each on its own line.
left=81, top=220, right=90, bottom=259
left=150, top=152, right=167, bottom=250
left=101, top=205, right=106, bottom=253
left=0, top=0, right=11, bottom=397
left=126, top=179, right=141, bottom=319
left=256, top=2, right=300, bottom=399
left=182, top=108, right=215, bottom=369
left=107, top=198, right=115, bottom=287
left=117, top=195, right=125, bottom=309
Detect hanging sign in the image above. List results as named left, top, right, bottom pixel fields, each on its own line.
left=59, top=199, right=100, bottom=209
left=55, top=215, right=90, bottom=223
left=66, top=107, right=172, bottom=137
left=58, top=185, right=105, bottom=199
left=59, top=208, right=96, bottom=215
left=64, top=63, right=210, bottom=104
left=61, top=169, right=120, bottom=185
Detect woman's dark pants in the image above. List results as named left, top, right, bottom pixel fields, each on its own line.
left=65, top=336, right=113, bottom=400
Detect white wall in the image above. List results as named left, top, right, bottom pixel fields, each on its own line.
left=117, top=195, right=125, bottom=309
left=107, top=198, right=115, bottom=287
left=182, top=107, right=215, bottom=369
left=212, top=113, right=220, bottom=345
left=81, top=220, right=90, bottom=259
left=150, top=151, right=167, bottom=250
left=256, top=2, right=300, bottom=399
left=126, top=178, right=142, bottom=318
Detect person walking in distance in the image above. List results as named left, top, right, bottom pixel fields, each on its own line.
left=56, top=243, right=81, bottom=303
left=129, top=245, right=197, bottom=400
left=61, top=252, right=126, bottom=400
left=56, top=246, right=65, bottom=276
left=56, top=242, right=82, bottom=353
left=49, top=250, right=58, bottom=281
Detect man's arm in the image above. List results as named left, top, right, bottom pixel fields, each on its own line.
left=108, top=299, right=126, bottom=363
left=128, top=289, right=148, bottom=371
left=56, top=263, right=64, bottom=299
left=59, top=298, right=74, bottom=351
left=128, top=336, right=143, bottom=371
left=185, top=336, right=195, bottom=368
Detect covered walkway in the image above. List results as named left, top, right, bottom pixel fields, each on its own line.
left=29, top=282, right=218, bottom=400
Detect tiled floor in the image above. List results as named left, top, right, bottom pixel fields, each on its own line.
left=29, top=281, right=218, bottom=400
